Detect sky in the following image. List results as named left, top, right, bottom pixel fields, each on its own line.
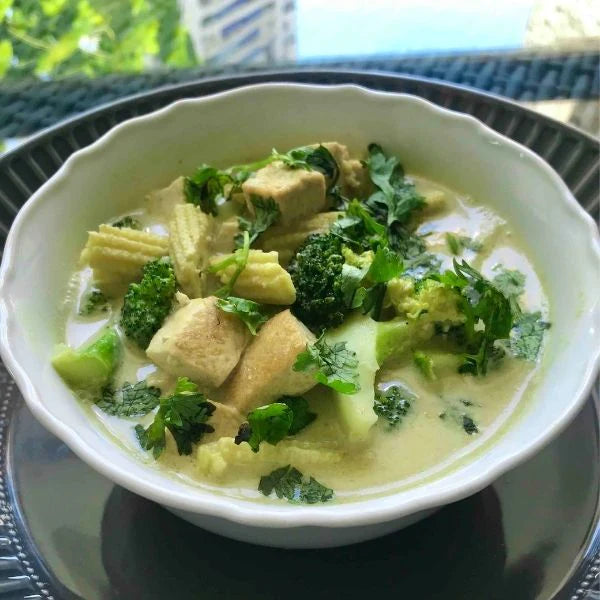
left=296, top=0, right=536, bottom=59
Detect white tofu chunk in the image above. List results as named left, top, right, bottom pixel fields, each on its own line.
left=146, top=296, right=249, bottom=388
left=318, top=142, right=371, bottom=198
left=242, top=162, right=327, bottom=225
left=221, top=309, right=316, bottom=413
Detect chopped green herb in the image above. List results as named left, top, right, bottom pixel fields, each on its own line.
left=135, top=377, right=215, bottom=459
left=446, top=233, right=461, bottom=255
left=366, top=245, right=403, bottom=283
left=97, top=380, right=161, bottom=417
left=274, top=145, right=339, bottom=190
left=511, top=311, right=550, bottom=361
left=209, top=231, right=251, bottom=298
left=111, top=215, right=141, bottom=230
left=258, top=465, right=334, bottom=504
left=293, top=333, right=360, bottom=394
left=216, top=296, right=268, bottom=335
left=234, top=396, right=316, bottom=452
left=439, top=402, right=479, bottom=435
left=413, top=351, right=436, bottom=380
left=79, top=289, right=109, bottom=316
left=433, top=259, right=516, bottom=375
left=235, top=196, right=280, bottom=248
left=462, top=415, right=478, bottom=435
left=364, top=143, right=425, bottom=227
left=184, top=164, right=234, bottom=216
left=374, top=385, right=414, bottom=428
left=280, top=396, right=317, bottom=435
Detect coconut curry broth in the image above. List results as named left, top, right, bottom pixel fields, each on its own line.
left=62, top=171, right=547, bottom=500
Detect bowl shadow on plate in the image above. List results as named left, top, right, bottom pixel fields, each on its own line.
left=100, top=486, right=554, bottom=599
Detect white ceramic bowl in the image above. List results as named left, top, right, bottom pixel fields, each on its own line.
left=1, top=83, right=599, bottom=548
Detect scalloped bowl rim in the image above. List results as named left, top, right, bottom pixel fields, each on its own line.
left=0, top=82, right=599, bottom=529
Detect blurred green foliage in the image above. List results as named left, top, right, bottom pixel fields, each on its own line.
left=0, top=0, right=198, bottom=79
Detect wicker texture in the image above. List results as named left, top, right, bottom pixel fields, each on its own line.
left=0, top=50, right=598, bottom=138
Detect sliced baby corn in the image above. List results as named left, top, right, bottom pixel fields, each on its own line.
left=80, top=224, right=168, bottom=295
left=169, top=203, right=214, bottom=298
left=210, top=249, right=296, bottom=305
left=259, top=211, right=342, bottom=266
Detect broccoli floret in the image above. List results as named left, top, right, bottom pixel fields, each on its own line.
left=52, top=328, right=120, bottom=392
left=287, top=233, right=347, bottom=332
left=120, top=258, right=176, bottom=348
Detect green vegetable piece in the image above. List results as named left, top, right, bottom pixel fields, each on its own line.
left=209, top=231, right=250, bottom=298
left=434, top=259, right=516, bottom=376
left=364, top=143, right=425, bottom=227
left=234, top=396, right=316, bottom=453
left=293, top=332, right=360, bottom=394
left=462, top=415, right=479, bottom=435
left=326, top=314, right=379, bottom=441
left=79, top=289, right=109, bottom=316
left=216, top=296, right=268, bottom=335
left=235, top=403, right=293, bottom=453
left=184, top=164, right=234, bottom=216
left=135, top=377, right=215, bottom=459
left=52, top=328, right=120, bottom=392
left=288, top=232, right=347, bottom=332
left=235, top=196, right=280, bottom=248
left=413, top=351, right=436, bottom=380
left=492, top=266, right=526, bottom=299
left=366, top=246, right=403, bottom=283
left=374, top=385, right=414, bottom=428
left=279, top=395, right=317, bottom=435
left=510, top=311, right=550, bottom=361
left=96, top=380, right=161, bottom=417
left=258, top=465, right=334, bottom=504
left=111, top=215, right=141, bottom=230
left=120, top=257, right=176, bottom=349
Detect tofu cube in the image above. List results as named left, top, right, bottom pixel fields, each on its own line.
left=221, top=309, right=316, bottom=413
left=147, top=296, right=249, bottom=388
left=242, top=162, right=326, bottom=225
left=318, top=142, right=371, bottom=198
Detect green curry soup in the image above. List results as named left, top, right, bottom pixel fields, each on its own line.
left=54, top=142, right=549, bottom=505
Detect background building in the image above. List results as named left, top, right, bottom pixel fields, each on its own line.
left=179, top=0, right=296, bottom=65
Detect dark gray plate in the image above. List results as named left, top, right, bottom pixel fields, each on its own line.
left=0, top=72, right=598, bottom=600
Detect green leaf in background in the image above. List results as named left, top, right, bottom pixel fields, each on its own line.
left=1, top=0, right=198, bottom=80
left=0, top=39, right=12, bottom=76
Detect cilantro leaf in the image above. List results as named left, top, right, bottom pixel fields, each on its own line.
left=184, top=164, right=234, bottom=216
left=274, top=145, right=340, bottom=190
left=280, top=395, right=317, bottom=435
left=79, top=289, right=109, bottom=316
left=364, top=143, right=425, bottom=227
left=209, top=231, right=251, bottom=297
left=234, top=403, right=293, bottom=452
left=413, top=351, right=436, bottom=380
left=135, top=377, right=215, bottom=459
left=111, top=215, right=141, bottom=230
left=433, top=259, right=516, bottom=376
left=97, top=380, right=161, bottom=417
left=216, top=296, right=269, bottom=335
left=293, top=333, right=360, bottom=394
left=258, top=465, right=334, bottom=504
left=510, top=311, right=550, bottom=361
left=492, top=266, right=526, bottom=300
left=366, top=246, right=403, bottom=283
left=234, top=396, right=316, bottom=452
left=374, top=385, right=414, bottom=428
left=235, top=196, right=280, bottom=248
